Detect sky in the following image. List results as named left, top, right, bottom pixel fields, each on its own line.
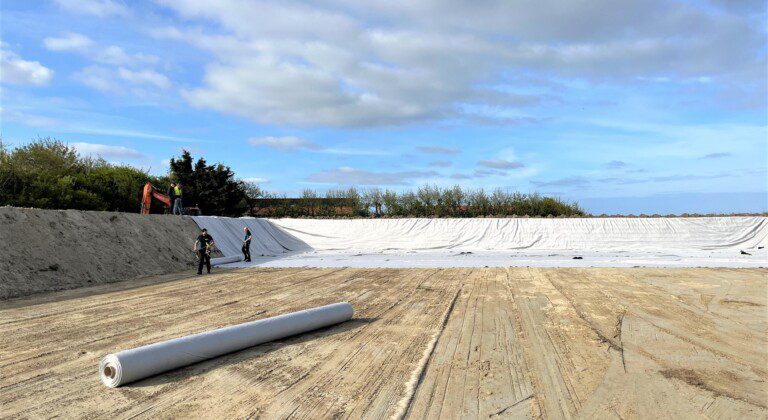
left=1, top=0, right=766, bottom=214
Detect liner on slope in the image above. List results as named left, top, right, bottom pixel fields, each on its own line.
left=269, top=217, right=768, bottom=252
left=191, top=216, right=312, bottom=262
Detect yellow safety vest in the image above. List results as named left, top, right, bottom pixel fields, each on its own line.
left=174, top=186, right=182, bottom=196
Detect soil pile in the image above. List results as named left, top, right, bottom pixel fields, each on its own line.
left=0, top=207, right=205, bottom=299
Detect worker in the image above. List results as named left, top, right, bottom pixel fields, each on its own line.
left=173, top=183, right=184, bottom=215
left=194, top=228, right=215, bottom=275
left=167, top=183, right=176, bottom=214
left=242, top=227, right=252, bottom=262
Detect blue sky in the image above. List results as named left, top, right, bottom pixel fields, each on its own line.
left=1, top=0, right=766, bottom=214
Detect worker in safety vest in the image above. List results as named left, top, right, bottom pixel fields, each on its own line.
left=173, top=183, right=184, bottom=215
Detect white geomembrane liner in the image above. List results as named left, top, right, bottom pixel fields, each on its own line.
left=100, top=302, right=353, bottom=387
left=192, top=216, right=768, bottom=268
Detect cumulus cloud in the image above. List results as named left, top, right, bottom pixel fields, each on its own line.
left=53, top=0, right=129, bottom=17
left=96, top=45, right=158, bottom=67
left=70, top=142, right=147, bottom=159
left=478, top=159, right=525, bottom=169
left=151, top=0, right=765, bottom=127
left=117, top=67, right=170, bottom=89
left=307, top=167, right=438, bottom=185
left=418, top=146, right=461, bottom=154
left=248, top=136, right=323, bottom=151
left=0, top=43, right=53, bottom=86
left=44, top=32, right=158, bottom=67
left=43, top=33, right=94, bottom=51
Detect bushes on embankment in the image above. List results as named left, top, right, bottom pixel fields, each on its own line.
left=0, top=139, right=163, bottom=212
left=1, top=138, right=584, bottom=218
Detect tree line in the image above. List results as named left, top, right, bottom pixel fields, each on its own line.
left=1, top=138, right=584, bottom=217
left=258, top=186, right=584, bottom=218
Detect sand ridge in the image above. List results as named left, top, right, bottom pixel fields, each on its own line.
left=0, top=207, right=211, bottom=299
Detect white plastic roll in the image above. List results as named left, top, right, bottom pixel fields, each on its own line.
left=99, top=302, right=354, bottom=387
left=211, top=255, right=243, bottom=266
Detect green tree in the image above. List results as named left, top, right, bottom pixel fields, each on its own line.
left=169, top=150, right=249, bottom=216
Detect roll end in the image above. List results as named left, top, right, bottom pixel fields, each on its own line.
left=99, top=354, right=123, bottom=388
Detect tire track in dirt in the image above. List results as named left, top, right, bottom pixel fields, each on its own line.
left=1, top=267, right=765, bottom=418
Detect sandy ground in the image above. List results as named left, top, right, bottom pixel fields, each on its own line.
left=1, top=267, right=766, bottom=419
left=0, top=207, right=213, bottom=299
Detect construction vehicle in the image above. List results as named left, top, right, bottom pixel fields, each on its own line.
left=140, top=182, right=202, bottom=215
left=140, top=183, right=172, bottom=215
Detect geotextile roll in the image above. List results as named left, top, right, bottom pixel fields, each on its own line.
left=99, top=302, right=354, bottom=387
left=211, top=255, right=243, bottom=266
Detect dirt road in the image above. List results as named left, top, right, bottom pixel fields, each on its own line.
left=1, top=268, right=766, bottom=418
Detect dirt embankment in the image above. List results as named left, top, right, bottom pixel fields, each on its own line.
left=0, top=207, right=205, bottom=299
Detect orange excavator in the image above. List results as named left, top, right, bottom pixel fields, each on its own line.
left=140, top=182, right=201, bottom=215
left=140, top=182, right=171, bottom=215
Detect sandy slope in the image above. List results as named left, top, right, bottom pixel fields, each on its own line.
left=1, top=267, right=765, bottom=418
left=0, top=207, right=209, bottom=299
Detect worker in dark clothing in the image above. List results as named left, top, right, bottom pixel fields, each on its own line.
left=194, top=228, right=215, bottom=275
left=167, top=183, right=176, bottom=214
left=242, top=227, right=252, bottom=262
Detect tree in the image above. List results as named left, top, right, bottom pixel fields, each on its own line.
left=168, top=150, right=249, bottom=216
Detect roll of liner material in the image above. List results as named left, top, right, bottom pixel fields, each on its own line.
left=100, top=302, right=354, bottom=387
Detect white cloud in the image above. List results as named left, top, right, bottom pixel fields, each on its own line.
left=76, top=66, right=116, bottom=92
left=0, top=43, right=53, bottom=86
left=152, top=0, right=765, bottom=127
left=43, top=33, right=94, bottom=52
left=53, top=0, right=129, bottom=17
left=76, top=65, right=170, bottom=94
left=70, top=142, right=147, bottom=159
left=248, top=136, right=322, bottom=151
left=242, top=177, right=269, bottom=183
left=44, top=33, right=158, bottom=67
left=96, top=45, right=158, bottom=67
left=117, top=67, right=170, bottom=89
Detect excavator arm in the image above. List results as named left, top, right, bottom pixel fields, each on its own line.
left=140, top=182, right=171, bottom=214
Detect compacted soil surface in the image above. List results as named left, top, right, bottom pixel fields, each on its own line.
left=1, top=267, right=765, bottom=418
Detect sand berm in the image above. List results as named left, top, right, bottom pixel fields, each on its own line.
left=0, top=207, right=214, bottom=299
